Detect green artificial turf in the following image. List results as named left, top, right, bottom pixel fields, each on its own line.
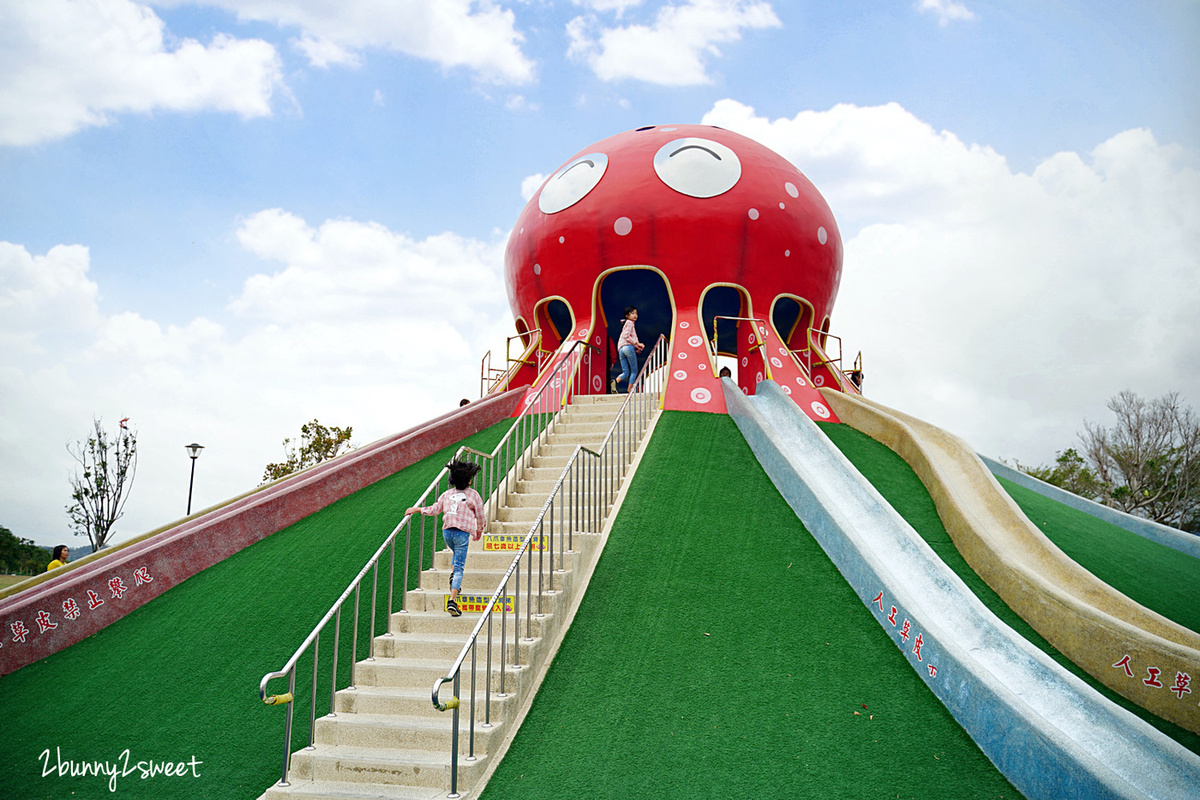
left=0, top=420, right=511, bottom=800
left=817, top=421, right=1200, bottom=755
left=479, top=412, right=1018, bottom=800
left=994, top=476, right=1200, bottom=635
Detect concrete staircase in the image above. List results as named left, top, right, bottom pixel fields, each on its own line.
left=261, top=395, right=642, bottom=800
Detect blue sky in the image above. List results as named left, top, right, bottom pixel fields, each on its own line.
left=2, top=0, right=1198, bottom=548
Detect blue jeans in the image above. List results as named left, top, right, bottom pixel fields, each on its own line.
left=443, top=527, right=470, bottom=592
left=617, top=344, right=638, bottom=391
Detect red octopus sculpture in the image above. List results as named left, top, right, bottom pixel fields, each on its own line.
left=504, top=124, right=847, bottom=417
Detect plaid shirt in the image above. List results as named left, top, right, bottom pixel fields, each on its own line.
left=617, top=318, right=640, bottom=348
left=418, top=487, right=486, bottom=536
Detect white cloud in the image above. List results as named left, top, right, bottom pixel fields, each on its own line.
left=521, top=173, right=547, bottom=201
left=916, top=0, right=976, bottom=27
left=0, top=214, right=513, bottom=547
left=505, top=94, right=540, bottom=112
left=703, top=100, right=1200, bottom=469
left=294, top=35, right=362, bottom=69
left=572, top=0, right=644, bottom=16
left=567, top=0, right=781, bottom=85
left=0, top=0, right=284, bottom=146
left=168, top=0, right=536, bottom=84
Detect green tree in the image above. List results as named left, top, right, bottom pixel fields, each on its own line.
left=66, top=417, right=137, bottom=552
left=262, top=419, right=355, bottom=483
left=1015, top=448, right=1103, bottom=501
left=0, top=525, right=50, bottom=575
left=1020, top=391, right=1200, bottom=531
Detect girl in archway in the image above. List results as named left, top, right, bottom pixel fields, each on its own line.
left=611, top=305, right=644, bottom=394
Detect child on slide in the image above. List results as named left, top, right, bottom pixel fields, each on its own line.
left=610, top=305, right=644, bottom=394
left=406, top=460, right=486, bottom=616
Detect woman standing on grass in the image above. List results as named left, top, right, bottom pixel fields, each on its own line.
left=406, top=460, right=486, bottom=617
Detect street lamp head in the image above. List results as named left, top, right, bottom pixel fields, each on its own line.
left=185, top=443, right=205, bottom=460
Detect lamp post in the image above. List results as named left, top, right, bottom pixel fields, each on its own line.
left=185, top=443, right=204, bottom=515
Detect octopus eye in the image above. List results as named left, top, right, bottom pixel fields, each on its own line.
left=538, top=153, right=609, bottom=214
left=653, top=137, right=741, bottom=198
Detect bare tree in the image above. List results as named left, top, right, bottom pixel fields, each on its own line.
left=66, top=417, right=138, bottom=551
left=1081, top=391, right=1200, bottom=529
left=262, top=419, right=355, bottom=483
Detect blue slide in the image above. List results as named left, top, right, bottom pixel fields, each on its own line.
left=724, top=379, right=1200, bottom=800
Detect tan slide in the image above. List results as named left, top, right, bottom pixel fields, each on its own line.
left=821, top=388, right=1200, bottom=734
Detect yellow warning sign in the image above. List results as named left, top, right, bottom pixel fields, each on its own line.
left=448, top=594, right=515, bottom=614
left=483, top=533, right=549, bottom=552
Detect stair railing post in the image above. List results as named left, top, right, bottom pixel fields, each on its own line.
left=484, top=606, right=493, bottom=726
left=448, top=670, right=461, bottom=799
left=279, top=666, right=296, bottom=786
left=386, top=537, right=395, bottom=628
left=367, top=561, right=378, bottom=661
left=349, top=583, right=360, bottom=689
left=468, top=642, right=478, bottom=761
left=307, top=637, right=318, bottom=749
left=526, top=529, right=534, bottom=639
left=499, top=575, right=508, bottom=696
left=401, top=518, right=412, bottom=612
left=329, top=606, right=341, bottom=717
left=512, top=560, right=521, bottom=668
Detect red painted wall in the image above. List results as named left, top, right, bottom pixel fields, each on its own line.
left=0, top=390, right=522, bottom=676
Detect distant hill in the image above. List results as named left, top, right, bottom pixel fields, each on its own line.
left=0, top=526, right=99, bottom=575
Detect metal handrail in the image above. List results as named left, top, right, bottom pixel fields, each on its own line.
left=709, top=315, right=770, bottom=370
left=430, top=335, right=668, bottom=798
left=257, top=336, right=594, bottom=789
left=481, top=328, right=543, bottom=397
left=801, top=329, right=859, bottom=391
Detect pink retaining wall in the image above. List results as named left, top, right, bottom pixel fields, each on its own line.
left=0, top=390, right=522, bottom=676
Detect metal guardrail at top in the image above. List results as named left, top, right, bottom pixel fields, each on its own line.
left=257, top=337, right=595, bottom=789
left=430, top=335, right=667, bottom=799
left=795, top=327, right=862, bottom=392
left=480, top=328, right=543, bottom=398
left=710, top=314, right=768, bottom=357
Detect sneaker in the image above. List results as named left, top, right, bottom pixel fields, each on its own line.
left=447, top=599, right=462, bottom=617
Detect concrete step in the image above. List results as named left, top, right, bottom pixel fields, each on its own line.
left=313, top=711, right=502, bottom=752
left=546, top=421, right=614, bottom=437
left=387, top=609, right=553, bottom=640
left=402, top=584, right=570, bottom=617
left=354, top=654, right=542, bottom=697
left=493, top=504, right=591, bottom=528
left=567, top=394, right=626, bottom=405
left=530, top=441, right=604, bottom=459
left=287, top=743, right=486, bottom=789
left=433, top=541, right=581, bottom=571
left=419, top=567, right=581, bottom=602
left=513, top=477, right=615, bottom=497
left=373, top=628, right=559, bottom=663
left=334, top=684, right=516, bottom=723
left=498, top=492, right=552, bottom=509
left=262, top=777, right=443, bottom=800
left=517, top=464, right=572, bottom=482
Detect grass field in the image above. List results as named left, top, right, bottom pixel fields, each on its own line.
left=479, top=412, right=1018, bottom=800
left=0, top=420, right=512, bottom=799
left=0, top=575, right=35, bottom=590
